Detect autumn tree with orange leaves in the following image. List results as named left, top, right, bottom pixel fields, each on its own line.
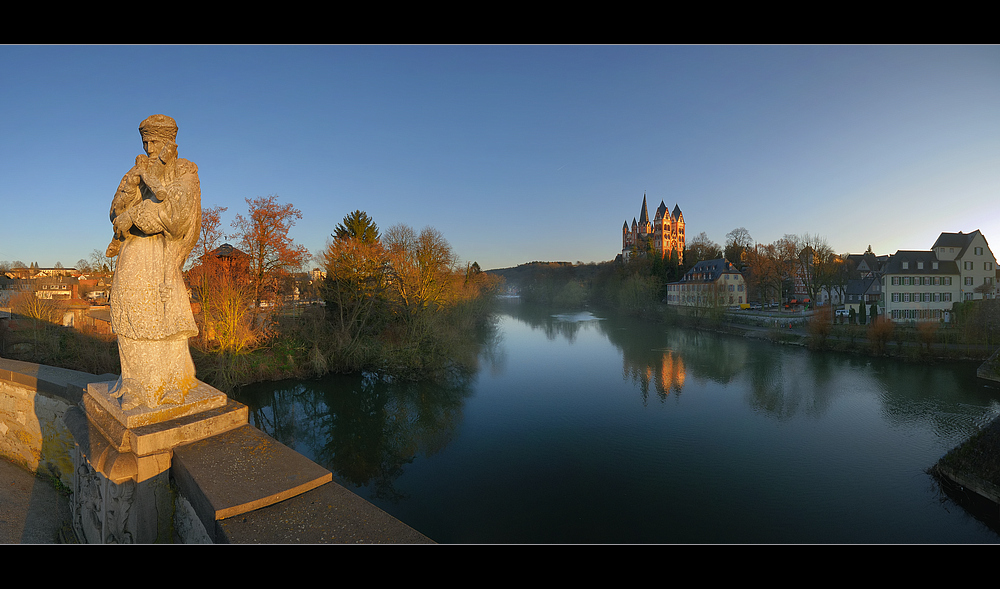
left=231, top=195, right=310, bottom=313
left=184, top=205, right=257, bottom=352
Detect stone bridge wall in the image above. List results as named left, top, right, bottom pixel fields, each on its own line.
left=0, top=362, right=96, bottom=487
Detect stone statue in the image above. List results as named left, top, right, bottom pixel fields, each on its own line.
left=106, top=115, right=201, bottom=410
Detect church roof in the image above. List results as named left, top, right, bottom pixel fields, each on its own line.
left=672, top=204, right=683, bottom=219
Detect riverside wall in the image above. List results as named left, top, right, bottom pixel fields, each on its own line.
left=0, top=358, right=432, bottom=543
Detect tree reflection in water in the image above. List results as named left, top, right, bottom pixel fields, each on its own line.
left=236, top=369, right=477, bottom=503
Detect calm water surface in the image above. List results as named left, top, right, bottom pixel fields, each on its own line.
left=235, top=302, right=1000, bottom=543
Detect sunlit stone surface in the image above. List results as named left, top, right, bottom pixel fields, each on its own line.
left=106, top=114, right=201, bottom=411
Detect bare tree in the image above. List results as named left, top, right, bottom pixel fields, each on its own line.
left=724, top=227, right=754, bottom=269
left=90, top=248, right=115, bottom=274
left=686, top=232, right=723, bottom=266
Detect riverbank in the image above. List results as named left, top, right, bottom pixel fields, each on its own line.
left=931, top=413, right=1000, bottom=532
left=661, top=306, right=997, bottom=364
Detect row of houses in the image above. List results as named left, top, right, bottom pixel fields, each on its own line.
left=3, top=246, right=328, bottom=336
left=1, top=270, right=114, bottom=331
left=843, top=230, right=997, bottom=322
left=666, top=230, right=999, bottom=323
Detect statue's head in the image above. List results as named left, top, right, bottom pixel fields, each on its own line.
left=139, top=114, right=178, bottom=161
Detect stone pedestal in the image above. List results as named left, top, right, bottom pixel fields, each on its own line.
left=65, top=380, right=247, bottom=543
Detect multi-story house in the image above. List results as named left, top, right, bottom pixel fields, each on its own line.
left=0, top=277, right=32, bottom=308
left=32, top=276, right=77, bottom=300
left=882, top=250, right=960, bottom=322
left=666, top=258, right=746, bottom=308
left=880, top=230, right=995, bottom=323
left=844, top=276, right=882, bottom=320
left=931, top=230, right=996, bottom=301
left=840, top=251, right=887, bottom=318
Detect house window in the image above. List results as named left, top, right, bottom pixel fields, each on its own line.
left=986, top=262, right=994, bottom=271
left=965, top=261, right=973, bottom=270
left=975, top=247, right=983, bottom=255
left=933, top=262, right=939, bottom=270
left=917, top=261, right=924, bottom=270
left=892, top=293, right=900, bottom=302
left=902, top=262, right=909, bottom=270
left=965, top=277, right=974, bottom=286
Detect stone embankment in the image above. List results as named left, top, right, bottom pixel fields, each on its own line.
left=0, top=357, right=432, bottom=543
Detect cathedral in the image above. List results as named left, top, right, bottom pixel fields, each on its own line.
left=622, top=194, right=684, bottom=263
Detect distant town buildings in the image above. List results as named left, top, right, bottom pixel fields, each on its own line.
left=622, top=194, right=684, bottom=264
left=0, top=268, right=111, bottom=332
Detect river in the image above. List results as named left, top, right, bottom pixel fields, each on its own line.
left=234, top=301, right=1000, bottom=543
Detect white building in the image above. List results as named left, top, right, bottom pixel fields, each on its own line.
left=667, top=258, right=746, bottom=308
left=931, top=230, right=996, bottom=301
left=882, top=251, right=960, bottom=322
left=881, top=230, right=996, bottom=323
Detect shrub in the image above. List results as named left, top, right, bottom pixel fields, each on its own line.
left=807, top=306, right=833, bottom=349
left=867, top=315, right=894, bottom=356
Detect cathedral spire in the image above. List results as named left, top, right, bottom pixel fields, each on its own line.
left=638, top=193, right=649, bottom=227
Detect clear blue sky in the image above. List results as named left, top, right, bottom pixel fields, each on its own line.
left=1, top=45, right=997, bottom=271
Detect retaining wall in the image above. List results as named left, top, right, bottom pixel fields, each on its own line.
left=0, top=358, right=433, bottom=543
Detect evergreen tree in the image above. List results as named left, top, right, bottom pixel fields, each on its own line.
left=334, top=210, right=380, bottom=244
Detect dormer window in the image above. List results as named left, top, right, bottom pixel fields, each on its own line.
left=902, top=262, right=908, bottom=270
left=932, top=262, right=938, bottom=270
left=917, top=261, right=923, bottom=270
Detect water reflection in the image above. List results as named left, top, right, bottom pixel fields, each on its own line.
left=237, top=370, right=476, bottom=502
left=499, top=299, right=606, bottom=344
left=233, top=302, right=1000, bottom=542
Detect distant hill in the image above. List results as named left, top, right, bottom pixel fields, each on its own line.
left=486, top=261, right=611, bottom=292
left=486, top=261, right=574, bottom=284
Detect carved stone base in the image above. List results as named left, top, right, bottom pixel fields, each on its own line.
left=71, top=447, right=172, bottom=544
left=65, top=378, right=247, bottom=543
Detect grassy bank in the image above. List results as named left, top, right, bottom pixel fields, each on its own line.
left=2, top=289, right=500, bottom=394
